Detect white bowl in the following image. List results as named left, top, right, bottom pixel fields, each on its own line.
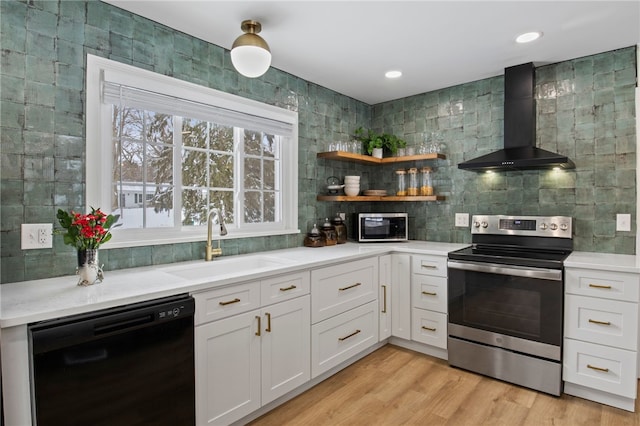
left=344, top=187, right=360, bottom=196
left=344, top=176, right=360, bottom=182
left=344, top=184, right=360, bottom=190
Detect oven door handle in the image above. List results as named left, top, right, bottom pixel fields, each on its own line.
left=447, top=260, right=562, bottom=281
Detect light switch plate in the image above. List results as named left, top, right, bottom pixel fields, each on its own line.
left=21, top=223, right=53, bottom=249
left=455, top=213, right=469, bottom=227
left=616, top=214, right=631, bottom=232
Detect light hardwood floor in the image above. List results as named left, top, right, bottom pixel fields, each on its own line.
left=249, top=344, right=640, bottom=426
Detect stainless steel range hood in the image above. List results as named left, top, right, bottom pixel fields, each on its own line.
left=458, top=63, right=575, bottom=172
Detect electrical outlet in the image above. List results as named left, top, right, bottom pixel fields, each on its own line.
left=21, top=223, right=53, bottom=249
left=455, top=213, right=469, bottom=227
left=616, top=214, right=631, bottom=232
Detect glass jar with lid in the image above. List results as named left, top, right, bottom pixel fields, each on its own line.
left=407, top=168, right=418, bottom=196
left=420, top=166, right=434, bottom=196
left=395, top=169, right=407, bottom=196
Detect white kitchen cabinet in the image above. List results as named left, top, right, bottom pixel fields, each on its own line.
left=391, top=253, right=411, bottom=339
left=563, top=265, right=640, bottom=412
left=194, top=274, right=310, bottom=425
left=410, top=253, right=448, bottom=350
left=379, top=254, right=392, bottom=341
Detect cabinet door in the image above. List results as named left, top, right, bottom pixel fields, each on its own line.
left=261, top=296, right=311, bottom=405
left=391, top=253, right=411, bottom=339
left=379, top=255, right=392, bottom=341
left=195, top=310, right=261, bottom=425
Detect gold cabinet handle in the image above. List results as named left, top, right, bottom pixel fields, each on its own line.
left=339, top=282, right=362, bottom=291
left=338, top=329, right=361, bottom=341
left=421, top=326, right=436, bottom=332
left=588, top=283, right=612, bottom=289
left=265, top=312, right=272, bottom=332
left=279, top=284, right=297, bottom=292
left=421, top=263, right=437, bottom=269
left=587, top=364, right=609, bottom=373
left=422, top=291, right=437, bottom=296
left=588, top=319, right=611, bottom=326
left=255, top=315, right=261, bottom=336
left=381, top=285, right=387, bottom=313
left=219, top=297, right=241, bottom=306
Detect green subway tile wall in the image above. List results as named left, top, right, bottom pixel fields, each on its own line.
left=0, top=0, right=636, bottom=284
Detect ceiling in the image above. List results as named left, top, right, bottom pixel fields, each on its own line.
left=103, top=1, right=639, bottom=105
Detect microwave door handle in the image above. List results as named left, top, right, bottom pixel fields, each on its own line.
left=447, top=260, right=562, bottom=281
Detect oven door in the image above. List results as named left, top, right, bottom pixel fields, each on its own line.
left=448, top=260, right=563, bottom=360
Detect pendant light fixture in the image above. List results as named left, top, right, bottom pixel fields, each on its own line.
left=231, top=20, right=271, bottom=78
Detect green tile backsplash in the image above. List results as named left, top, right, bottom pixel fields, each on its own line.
left=0, top=0, right=636, bottom=284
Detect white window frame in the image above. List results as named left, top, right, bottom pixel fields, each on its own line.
left=86, top=54, right=299, bottom=248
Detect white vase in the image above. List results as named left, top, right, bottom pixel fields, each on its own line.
left=372, top=148, right=383, bottom=159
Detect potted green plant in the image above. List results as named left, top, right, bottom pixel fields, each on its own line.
left=354, top=127, right=406, bottom=158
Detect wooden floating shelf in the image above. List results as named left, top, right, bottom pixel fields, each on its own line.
left=317, top=195, right=445, bottom=202
left=317, top=151, right=446, bottom=165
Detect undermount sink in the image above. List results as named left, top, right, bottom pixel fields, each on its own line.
left=163, top=255, right=294, bottom=280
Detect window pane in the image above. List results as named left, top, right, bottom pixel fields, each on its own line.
left=244, top=130, right=261, bottom=156
left=244, top=157, right=261, bottom=190
left=145, top=111, right=173, bottom=144
left=182, top=149, right=208, bottom=187
left=211, top=190, right=234, bottom=225
left=113, top=107, right=144, bottom=140
left=263, top=159, right=275, bottom=190
left=151, top=184, right=173, bottom=215
left=147, top=144, right=173, bottom=183
left=264, top=192, right=275, bottom=222
left=181, top=188, right=208, bottom=226
left=244, top=191, right=261, bottom=223
left=211, top=153, right=234, bottom=188
left=182, top=118, right=208, bottom=149
left=116, top=140, right=144, bottom=182
left=113, top=184, right=174, bottom=229
left=210, top=124, right=234, bottom=152
left=262, top=134, right=276, bottom=158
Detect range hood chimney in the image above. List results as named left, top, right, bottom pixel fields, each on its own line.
left=458, top=62, right=575, bottom=172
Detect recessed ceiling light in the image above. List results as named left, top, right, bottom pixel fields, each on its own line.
left=516, top=31, right=543, bottom=44
left=385, top=70, right=402, bottom=79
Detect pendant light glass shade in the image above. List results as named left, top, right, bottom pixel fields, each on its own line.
left=231, top=20, right=271, bottom=78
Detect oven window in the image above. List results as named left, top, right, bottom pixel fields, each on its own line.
left=448, top=268, right=563, bottom=346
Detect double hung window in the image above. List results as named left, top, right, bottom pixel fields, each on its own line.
left=86, top=55, right=298, bottom=247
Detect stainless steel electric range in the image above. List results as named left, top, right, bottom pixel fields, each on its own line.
left=447, top=215, right=573, bottom=395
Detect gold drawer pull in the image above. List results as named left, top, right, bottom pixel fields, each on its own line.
left=338, top=329, right=361, bottom=341
left=265, top=312, right=272, bottom=332
left=381, top=285, right=387, bottom=313
left=588, top=283, right=612, bottom=289
left=219, top=298, right=241, bottom=306
left=279, top=284, right=297, bottom=292
left=421, top=263, right=437, bottom=269
left=421, top=326, right=437, bottom=332
left=587, top=364, right=609, bottom=373
left=339, top=282, right=362, bottom=291
left=588, top=319, right=611, bottom=326
left=422, top=291, right=437, bottom=296
left=255, top=315, right=261, bottom=336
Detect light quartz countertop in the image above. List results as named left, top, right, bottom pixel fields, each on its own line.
left=1, top=241, right=468, bottom=328
left=565, top=251, right=640, bottom=274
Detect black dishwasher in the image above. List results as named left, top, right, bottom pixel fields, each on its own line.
left=29, top=294, right=195, bottom=426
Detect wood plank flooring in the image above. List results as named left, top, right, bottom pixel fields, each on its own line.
left=249, top=345, right=640, bottom=426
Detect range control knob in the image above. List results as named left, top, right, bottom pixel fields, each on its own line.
left=560, top=223, right=569, bottom=231
left=473, top=221, right=481, bottom=228
left=550, top=223, right=558, bottom=231
left=539, top=222, right=548, bottom=230
left=481, top=221, right=488, bottom=228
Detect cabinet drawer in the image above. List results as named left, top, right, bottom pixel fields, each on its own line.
left=563, top=339, right=637, bottom=398
left=565, top=295, right=638, bottom=351
left=411, top=275, right=447, bottom=313
left=411, top=254, right=447, bottom=278
left=311, top=258, right=378, bottom=324
left=261, top=271, right=310, bottom=306
left=311, top=300, right=379, bottom=378
left=411, top=308, right=447, bottom=349
left=194, top=281, right=261, bottom=325
left=565, top=268, right=639, bottom=302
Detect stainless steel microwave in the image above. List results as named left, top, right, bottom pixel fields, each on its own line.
left=353, top=213, right=408, bottom=242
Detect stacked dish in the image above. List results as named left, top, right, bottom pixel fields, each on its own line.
left=344, top=175, right=360, bottom=196
left=363, top=189, right=387, bottom=196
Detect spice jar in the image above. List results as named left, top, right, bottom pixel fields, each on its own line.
left=420, top=166, right=434, bottom=196
left=320, top=218, right=337, bottom=246
left=303, top=224, right=325, bottom=247
left=407, top=168, right=418, bottom=196
left=395, top=169, right=407, bottom=196
left=331, top=215, right=347, bottom=244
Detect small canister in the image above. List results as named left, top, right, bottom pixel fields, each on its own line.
left=331, top=215, right=347, bottom=244
left=420, top=166, right=434, bottom=196
left=407, top=168, right=418, bottom=196
left=395, top=169, right=407, bottom=196
left=303, top=224, right=325, bottom=247
left=320, top=218, right=337, bottom=246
